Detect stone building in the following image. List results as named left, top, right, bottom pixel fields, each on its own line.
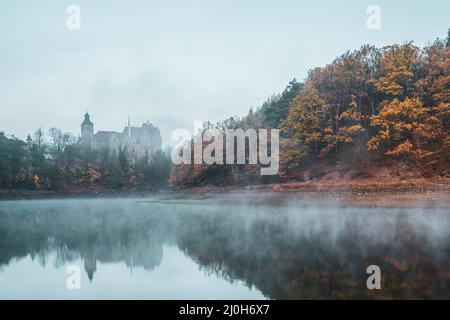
left=78, top=112, right=162, bottom=165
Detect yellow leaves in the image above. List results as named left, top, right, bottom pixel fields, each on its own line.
left=331, top=98, right=366, bottom=148
left=444, top=136, right=450, bottom=148
left=368, top=98, right=431, bottom=158
left=375, top=44, right=419, bottom=98
left=379, top=130, right=390, bottom=139
left=281, top=85, right=327, bottom=161
left=385, top=140, right=413, bottom=157
left=33, top=174, right=40, bottom=189
left=376, top=83, right=403, bottom=97
left=347, top=124, right=364, bottom=134
left=371, top=98, right=426, bottom=127
left=336, top=103, right=362, bottom=122
left=337, top=125, right=364, bottom=144
left=87, top=168, right=101, bottom=184
left=280, top=138, right=310, bottom=170
left=369, top=115, right=383, bottom=127
left=305, top=132, right=321, bottom=144
left=367, top=137, right=380, bottom=151
left=433, top=102, right=450, bottom=119
left=278, top=41, right=447, bottom=175
left=335, top=44, right=444, bottom=166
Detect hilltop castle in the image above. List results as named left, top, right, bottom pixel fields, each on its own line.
left=78, top=112, right=162, bottom=165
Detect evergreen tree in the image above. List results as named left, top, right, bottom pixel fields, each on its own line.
left=262, top=79, right=303, bottom=128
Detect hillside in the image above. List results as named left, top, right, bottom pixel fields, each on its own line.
left=170, top=30, right=450, bottom=191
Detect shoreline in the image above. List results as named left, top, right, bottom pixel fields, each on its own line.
left=176, top=178, right=450, bottom=208
left=1, top=178, right=449, bottom=208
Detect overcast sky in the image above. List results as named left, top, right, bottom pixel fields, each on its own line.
left=0, top=0, right=449, bottom=145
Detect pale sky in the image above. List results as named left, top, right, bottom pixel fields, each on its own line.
left=0, top=0, right=449, bottom=145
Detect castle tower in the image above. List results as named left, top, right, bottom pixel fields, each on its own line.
left=80, top=112, right=94, bottom=144
left=127, top=116, right=131, bottom=138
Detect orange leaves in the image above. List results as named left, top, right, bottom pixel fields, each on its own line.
left=87, top=168, right=101, bottom=184
left=385, top=140, right=413, bottom=157
left=375, top=44, right=419, bottom=98
left=33, top=174, right=40, bottom=189
left=168, top=34, right=450, bottom=186
left=367, top=96, right=446, bottom=163
left=281, top=40, right=448, bottom=173
left=338, top=125, right=364, bottom=144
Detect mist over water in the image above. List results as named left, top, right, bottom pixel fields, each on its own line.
left=0, top=197, right=449, bottom=299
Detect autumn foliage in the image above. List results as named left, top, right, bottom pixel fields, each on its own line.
left=171, top=31, right=450, bottom=188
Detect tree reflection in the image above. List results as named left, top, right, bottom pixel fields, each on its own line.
left=0, top=199, right=449, bottom=299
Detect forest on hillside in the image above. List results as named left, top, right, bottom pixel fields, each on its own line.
left=0, top=129, right=171, bottom=193
left=170, top=30, right=450, bottom=188
left=1, top=30, right=449, bottom=193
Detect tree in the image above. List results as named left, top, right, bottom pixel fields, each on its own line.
left=0, top=134, right=26, bottom=188
left=446, top=28, right=450, bottom=47
left=281, top=85, right=325, bottom=168
left=49, top=127, right=76, bottom=156
left=34, top=128, right=46, bottom=153
left=48, top=127, right=63, bottom=155
left=335, top=95, right=365, bottom=150
left=368, top=98, right=435, bottom=161
left=170, top=29, right=450, bottom=186
left=262, top=79, right=303, bottom=128
left=375, top=43, right=419, bottom=99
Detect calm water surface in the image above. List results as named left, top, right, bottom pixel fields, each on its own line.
left=0, top=197, right=449, bottom=299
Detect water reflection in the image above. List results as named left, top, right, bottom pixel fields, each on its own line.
left=0, top=198, right=449, bottom=299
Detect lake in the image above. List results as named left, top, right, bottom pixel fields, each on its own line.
left=0, top=197, right=449, bottom=299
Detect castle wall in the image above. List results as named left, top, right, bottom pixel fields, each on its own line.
left=78, top=114, right=162, bottom=165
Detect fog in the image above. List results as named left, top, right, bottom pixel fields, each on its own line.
left=1, top=1, right=449, bottom=144
left=1, top=196, right=449, bottom=299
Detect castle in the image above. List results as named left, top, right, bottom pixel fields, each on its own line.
left=78, top=112, right=162, bottom=165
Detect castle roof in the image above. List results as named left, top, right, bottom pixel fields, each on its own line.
left=121, top=123, right=161, bottom=144
left=93, top=131, right=122, bottom=143
left=78, top=112, right=162, bottom=150
left=82, top=112, right=93, bottom=126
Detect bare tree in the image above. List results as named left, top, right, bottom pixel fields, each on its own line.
left=34, top=128, right=45, bottom=152
left=48, top=127, right=63, bottom=153
left=48, top=127, right=76, bottom=154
